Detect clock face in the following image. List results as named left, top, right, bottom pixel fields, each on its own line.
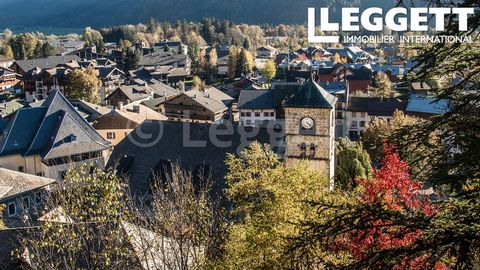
left=301, top=117, right=314, bottom=130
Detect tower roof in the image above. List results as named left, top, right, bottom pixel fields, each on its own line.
left=284, top=78, right=337, bottom=109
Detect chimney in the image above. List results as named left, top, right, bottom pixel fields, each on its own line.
left=117, top=102, right=123, bottom=110
left=132, top=105, right=140, bottom=113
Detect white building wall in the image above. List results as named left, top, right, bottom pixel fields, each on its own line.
left=239, top=109, right=276, bottom=127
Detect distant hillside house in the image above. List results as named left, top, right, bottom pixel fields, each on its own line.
left=0, top=91, right=110, bottom=180
left=163, top=87, right=234, bottom=124
left=0, top=168, right=55, bottom=221
left=154, top=40, right=188, bottom=55
left=256, top=45, right=278, bottom=58
left=93, top=103, right=167, bottom=145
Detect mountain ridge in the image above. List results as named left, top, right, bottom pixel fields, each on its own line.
left=0, top=0, right=396, bottom=29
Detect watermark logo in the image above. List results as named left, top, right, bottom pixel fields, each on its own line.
left=308, top=7, right=475, bottom=43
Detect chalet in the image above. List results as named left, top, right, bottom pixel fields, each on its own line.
left=105, top=85, right=153, bottom=107
left=343, top=64, right=374, bottom=93
left=12, top=56, right=81, bottom=102
left=0, top=91, right=110, bottom=180
left=131, top=63, right=190, bottom=87
left=105, top=82, right=180, bottom=108
left=296, top=47, right=332, bottom=60
left=138, top=51, right=191, bottom=73
left=256, top=45, right=278, bottom=58
left=0, top=68, right=21, bottom=92
left=238, top=90, right=276, bottom=127
left=344, top=97, right=407, bottom=140
left=0, top=168, right=55, bottom=221
left=96, top=66, right=125, bottom=99
left=11, top=55, right=80, bottom=75
left=93, top=103, right=167, bottom=145
left=329, top=46, right=375, bottom=64
left=163, top=87, right=234, bottom=123
left=154, top=40, right=188, bottom=55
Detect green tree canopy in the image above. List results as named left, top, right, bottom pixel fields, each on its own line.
left=65, top=68, right=101, bottom=104
left=335, top=138, right=372, bottom=190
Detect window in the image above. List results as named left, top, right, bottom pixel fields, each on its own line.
left=263, top=112, right=269, bottom=117
left=360, top=112, right=366, bottom=118
left=352, top=112, right=357, bottom=117
left=35, top=192, right=42, bottom=204
left=36, top=172, right=45, bottom=177
left=270, top=112, right=275, bottom=117
left=18, top=166, right=24, bottom=172
left=246, top=120, right=252, bottom=125
left=22, top=197, right=30, bottom=209
left=309, top=144, right=316, bottom=159
left=351, top=120, right=358, bottom=127
left=241, top=112, right=246, bottom=117
left=107, top=132, right=116, bottom=139
left=300, top=143, right=307, bottom=158
left=246, top=112, right=251, bottom=117
left=255, top=112, right=260, bottom=117
left=360, top=121, right=366, bottom=127
left=336, top=112, right=343, bottom=119
left=8, top=203, right=15, bottom=217
left=240, top=121, right=244, bottom=125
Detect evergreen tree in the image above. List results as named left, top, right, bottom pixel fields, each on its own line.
left=335, top=138, right=372, bottom=190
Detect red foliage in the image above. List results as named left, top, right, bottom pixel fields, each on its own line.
left=342, top=144, right=439, bottom=268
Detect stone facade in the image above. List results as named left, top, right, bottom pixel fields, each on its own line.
left=284, top=107, right=335, bottom=186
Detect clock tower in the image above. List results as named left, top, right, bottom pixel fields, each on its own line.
left=284, top=79, right=337, bottom=186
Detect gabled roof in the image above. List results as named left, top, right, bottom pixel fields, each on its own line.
left=139, top=51, right=188, bottom=67
left=108, top=121, right=284, bottom=195
left=0, top=168, right=55, bottom=202
left=0, top=91, right=109, bottom=158
left=182, top=90, right=228, bottom=113
left=238, top=90, right=275, bottom=109
left=96, top=66, right=124, bottom=78
left=347, top=97, right=407, bottom=116
left=14, top=55, right=80, bottom=73
left=93, top=104, right=167, bottom=130
left=284, top=79, right=337, bottom=109
left=406, top=94, right=450, bottom=115
left=106, top=85, right=151, bottom=102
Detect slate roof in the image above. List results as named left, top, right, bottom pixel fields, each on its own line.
left=237, top=90, right=275, bottom=109
left=284, top=79, right=337, bottom=109
left=0, top=91, right=109, bottom=158
left=347, top=97, right=407, bottom=116
left=0, top=168, right=56, bottom=201
left=93, top=104, right=167, bottom=130
left=182, top=90, right=228, bottom=113
left=406, top=94, right=450, bottom=115
left=107, top=121, right=284, bottom=196
left=0, top=100, right=25, bottom=118
left=106, top=85, right=151, bottom=102
left=139, top=51, right=188, bottom=67
left=97, top=67, right=124, bottom=78
left=14, top=55, right=80, bottom=73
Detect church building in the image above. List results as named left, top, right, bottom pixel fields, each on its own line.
left=283, top=79, right=337, bottom=186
